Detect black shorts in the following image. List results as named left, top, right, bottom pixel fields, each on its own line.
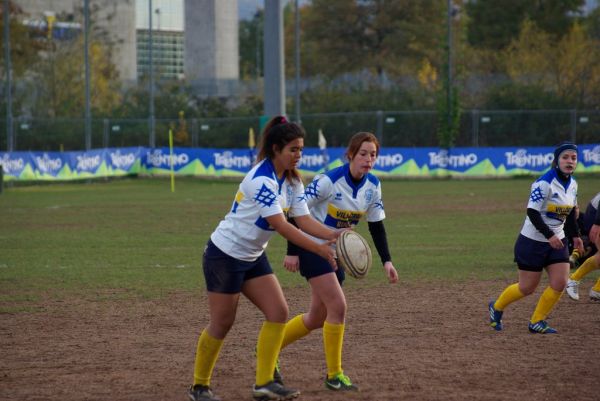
left=298, top=248, right=345, bottom=284
left=514, top=234, right=569, bottom=272
left=202, top=240, right=273, bottom=294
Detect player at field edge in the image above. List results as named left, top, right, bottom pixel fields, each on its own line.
left=488, top=142, right=584, bottom=334
left=188, top=116, right=344, bottom=401
left=565, top=192, right=600, bottom=301
left=279, top=132, right=399, bottom=391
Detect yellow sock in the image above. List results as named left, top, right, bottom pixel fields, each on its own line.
left=592, top=278, right=600, bottom=292
left=281, top=314, right=311, bottom=349
left=193, top=329, right=224, bottom=386
left=494, top=283, right=525, bottom=311
left=571, top=256, right=600, bottom=281
left=323, top=321, right=345, bottom=379
left=530, top=287, right=563, bottom=323
left=570, top=248, right=581, bottom=260
left=256, top=321, right=285, bottom=386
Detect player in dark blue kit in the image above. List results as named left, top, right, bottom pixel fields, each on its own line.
left=566, top=192, right=600, bottom=301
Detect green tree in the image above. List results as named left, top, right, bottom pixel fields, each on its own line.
left=466, top=0, right=584, bottom=50
left=504, top=20, right=600, bottom=108
left=299, top=0, right=443, bottom=80
left=0, top=1, right=40, bottom=78
left=33, top=38, right=121, bottom=117
left=239, top=10, right=263, bottom=81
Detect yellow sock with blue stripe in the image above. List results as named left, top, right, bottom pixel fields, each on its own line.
left=256, top=321, right=285, bottom=386
left=281, top=314, right=311, bottom=349
left=530, top=286, right=562, bottom=323
left=323, top=321, right=345, bottom=379
left=571, top=256, right=600, bottom=281
left=494, top=283, right=525, bottom=311
left=193, top=329, right=224, bottom=386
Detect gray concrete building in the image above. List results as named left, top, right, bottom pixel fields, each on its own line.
left=184, top=0, right=239, bottom=96
left=15, top=0, right=240, bottom=91
left=16, top=0, right=137, bottom=83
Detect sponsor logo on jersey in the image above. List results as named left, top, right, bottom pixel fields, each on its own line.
left=327, top=204, right=364, bottom=223
left=546, top=203, right=573, bottom=221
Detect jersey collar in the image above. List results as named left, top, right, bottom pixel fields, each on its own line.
left=343, top=163, right=367, bottom=198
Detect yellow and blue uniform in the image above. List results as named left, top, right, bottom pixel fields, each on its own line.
left=515, top=168, right=578, bottom=271
left=294, top=163, right=386, bottom=281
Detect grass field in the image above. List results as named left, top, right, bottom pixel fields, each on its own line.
left=2, top=176, right=600, bottom=401
left=1, top=175, right=598, bottom=305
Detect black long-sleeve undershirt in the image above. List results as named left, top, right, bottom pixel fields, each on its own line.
left=527, top=208, right=580, bottom=239
left=368, top=220, right=392, bottom=265
left=565, top=207, right=581, bottom=238
left=527, top=208, right=555, bottom=239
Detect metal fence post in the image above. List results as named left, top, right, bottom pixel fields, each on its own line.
left=376, top=110, right=384, bottom=145
left=570, top=109, right=577, bottom=143
left=103, top=119, right=109, bottom=148
left=472, top=109, right=479, bottom=147
left=191, top=119, right=198, bottom=147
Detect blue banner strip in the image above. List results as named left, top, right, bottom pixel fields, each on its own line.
left=1, top=145, right=599, bottom=181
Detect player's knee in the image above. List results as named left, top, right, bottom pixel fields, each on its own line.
left=208, top=318, right=235, bottom=338
left=551, top=279, right=567, bottom=292
left=327, top=297, right=347, bottom=319
left=265, top=304, right=289, bottom=323
left=304, top=310, right=326, bottom=330
left=519, top=284, right=537, bottom=296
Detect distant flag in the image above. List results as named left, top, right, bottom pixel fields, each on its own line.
left=248, top=127, right=256, bottom=148
left=248, top=127, right=257, bottom=166
left=318, top=129, right=327, bottom=150
left=318, top=129, right=329, bottom=172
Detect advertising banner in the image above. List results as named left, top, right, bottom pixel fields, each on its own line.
left=1, top=144, right=599, bottom=181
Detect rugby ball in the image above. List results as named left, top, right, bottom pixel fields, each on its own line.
left=336, top=230, right=372, bottom=279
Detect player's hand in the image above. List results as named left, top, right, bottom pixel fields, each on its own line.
left=317, top=240, right=338, bottom=270
left=383, top=261, right=399, bottom=284
left=283, top=255, right=299, bottom=272
left=330, top=227, right=352, bottom=240
left=548, top=235, right=564, bottom=250
left=573, top=237, right=584, bottom=255
left=590, top=224, right=600, bottom=247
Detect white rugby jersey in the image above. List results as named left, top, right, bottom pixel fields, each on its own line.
left=302, top=163, right=386, bottom=243
left=521, top=168, right=578, bottom=242
left=211, top=158, right=310, bottom=261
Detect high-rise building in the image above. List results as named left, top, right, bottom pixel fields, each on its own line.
left=15, top=0, right=137, bottom=82
left=184, top=0, right=239, bottom=95
left=136, top=0, right=185, bottom=81
left=14, top=0, right=240, bottom=90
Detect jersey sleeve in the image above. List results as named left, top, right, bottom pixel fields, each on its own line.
left=244, top=175, right=283, bottom=218
left=366, top=183, right=386, bottom=222
left=288, top=180, right=310, bottom=217
left=304, top=174, right=333, bottom=209
left=526, top=180, right=550, bottom=211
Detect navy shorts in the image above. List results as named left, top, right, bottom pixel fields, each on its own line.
left=514, top=234, right=569, bottom=272
left=298, top=248, right=345, bottom=284
left=202, top=240, right=273, bottom=294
